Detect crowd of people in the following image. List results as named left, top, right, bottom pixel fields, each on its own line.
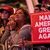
left=34, top=0, right=50, bottom=13
left=0, top=3, right=31, bottom=50
left=0, top=0, right=50, bottom=50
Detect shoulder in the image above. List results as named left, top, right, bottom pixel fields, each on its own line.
left=20, top=24, right=31, bottom=30
left=19, top=24, right=31, bottom=34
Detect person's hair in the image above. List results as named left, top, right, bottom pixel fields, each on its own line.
left=38, top=0, right=42, bottom=3
left=35, top=4, right=42, bottom=11
left=16, top=2, right=20, bottom=8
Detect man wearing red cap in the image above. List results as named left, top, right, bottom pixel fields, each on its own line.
left=0, top=5, right=14, bottom=44
left=1, top=5, right=14, bottom=27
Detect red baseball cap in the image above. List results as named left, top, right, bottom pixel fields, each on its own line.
left=1, top=5, right=14, bottom=14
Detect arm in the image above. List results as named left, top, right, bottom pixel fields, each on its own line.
left=1, top=30, right=10, bottom=44
left=19, top=24, right=31, bottom=41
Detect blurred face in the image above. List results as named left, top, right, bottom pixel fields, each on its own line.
left=1, top=10, right=9, bottom=19
left=16, top=9, right=24, bottom=17
left=5, top=26, right=10, bottom=31
left=15, top=9, right=25, bottom=22
left=7, top=20, right=16, bottom=30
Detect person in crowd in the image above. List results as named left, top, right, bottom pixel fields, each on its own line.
left=34, top=0, right=50, bottom=13
left=0, top=5, right=14, bottom=44
left=1, top=5, right=14, bottom=27
left=34, top=4, right=42, bottom=13
left=1, top=7, right=31, bottom=50
left=34, top=4, right=49, bottom=13
left=1, top=7, right=31, bottom=47
left=41, top=0, right=50, bottom=11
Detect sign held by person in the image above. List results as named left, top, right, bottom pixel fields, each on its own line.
left=30, top=12, right=50, bottom=44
